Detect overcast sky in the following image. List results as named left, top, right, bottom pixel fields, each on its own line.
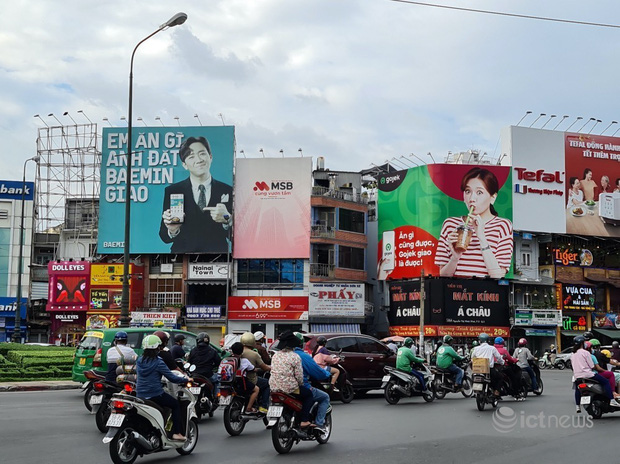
left=2, top=0, right=619, bottom=181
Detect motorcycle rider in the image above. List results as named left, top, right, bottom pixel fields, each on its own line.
left=587, top=339, right=618, bottom=398
left=471, top=333, right=504, bottom=398
left=293, top=332, right=331, bottom=432
left=230, top=342, right=260, bottom=412
left=188, top=332, right=222, bottom=393
left=610, top=341, right=620, bottom=363
left=513, top=338, right=537, bottom=391
left=549, top=344, right=557, bottom=366
left=136, top=334, right=191, bottom=441
left=253, top=331, right=271, bottom=365
left=436, top=335, right=464, bottom=390
left=312, top=335, right=341, bottom=390
left=171, top=333, right=186, bottom=360
left=494, top=337, right=523, bottom=399
left=469, top=340, right=479, bottom=358
left=396, top=337, right=429, bottom=392
left=240, top=332, right=271, bottom=413
left=153, top=331, right=183, bottom=372
left=105, top=331, right=137, bottom=383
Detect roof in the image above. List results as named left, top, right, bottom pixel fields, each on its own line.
left=593, top=328, right=620, bottom=340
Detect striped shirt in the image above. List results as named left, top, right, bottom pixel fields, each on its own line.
left=434, top=216, right=513, bottom=278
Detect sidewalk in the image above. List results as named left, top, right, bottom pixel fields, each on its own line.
left=0, top=380, right=81, bottom=392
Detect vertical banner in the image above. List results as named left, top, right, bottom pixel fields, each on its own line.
left=233, top=158, right=311, bottom=258
left=98, top=126, right=234, bottom=254
left=46, top=261, right=91, bottom=311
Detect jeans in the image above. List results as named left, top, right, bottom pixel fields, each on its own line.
left=150, top=392, right=182, bottom=434
left=407, top=369, right=426, bottom=391
left=310, top=386, right=330, bottom=427
left=210, top=373, right=220, bottom=396
left=255, top=376, right=270, bottom=408
left=523, top=366, right=538, bottom=390
left=446, top=364, right=464, bottom=386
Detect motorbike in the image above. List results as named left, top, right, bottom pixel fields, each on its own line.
left=520, top=359, right=543, bottom=396
left=92, top=379, right=136, bottom=433
left=267, top=390, right=332, bottom=454
left=181, top=364, right=219, bottom=420
left=382, top=364, right=434, bottom=404
left=432, top=359, right=474, bottom=399
left=472, top=371, right=499, bottom=411
left=538, top=351, right=567, bottom=370
left=312, top=353, right=355, bottom=404
left=102, top=380, right=199, bottom=464
left=83, top=369, right=106, bottom=412
left=219, top=378, right=268, bottom=436
left=577, top=377, right=620, bottom=419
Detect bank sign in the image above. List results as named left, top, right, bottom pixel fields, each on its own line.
left=309, top=283, right=364, bottom=317
left=228, top=296, right=308, bottom=320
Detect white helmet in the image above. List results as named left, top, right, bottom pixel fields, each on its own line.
left=253, top=331, right=265, bottom=341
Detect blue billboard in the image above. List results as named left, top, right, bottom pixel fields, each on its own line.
left=0, top=180, right=35, bottom=200
left=98, top=126, right=234, bottom=254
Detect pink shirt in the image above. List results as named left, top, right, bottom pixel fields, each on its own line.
left=571, top=349, right=595, bottom=379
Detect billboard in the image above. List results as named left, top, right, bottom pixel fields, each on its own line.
left=188, top=263, right=229, bottom=280
left=228, top=296, right=308, bottom=320
left=47, top=261, right=90, bottom=311
left=233, top=158, right=311, bottom=258
left=377, top=164, right=513, bottom=280
left=309, top=283, right=365, bottom=317
left=506, top=126, right=620, bottom=237
left=98, top=126, right=234, bottom=254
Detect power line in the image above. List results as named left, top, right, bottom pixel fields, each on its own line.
left=387, top=0, right=620, bottom=29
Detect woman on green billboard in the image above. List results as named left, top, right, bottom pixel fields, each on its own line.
left=435, top=167, right=513, bottom=279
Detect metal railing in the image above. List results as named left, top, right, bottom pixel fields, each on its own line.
left=311, top=225, right=335, bottom=238
left=312, top=186, right=368, bottom=204
left=147, top=292, right=182, bottom=307
left=310, top=263, right=335, bottom=277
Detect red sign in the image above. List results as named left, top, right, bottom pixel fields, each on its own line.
left=437, top=326, right=510, bottom=337
left=47, top=261, right=91, bottom=312
left=228, top=296, right=308, bottom=320
left=389, top=325, right=438, bottom=337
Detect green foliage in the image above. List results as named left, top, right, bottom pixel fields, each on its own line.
left=0, top=344, right=75, bottom=382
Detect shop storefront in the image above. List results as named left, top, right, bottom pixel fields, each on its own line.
left=512, top=308, right=561, bottom=355
left=185, top=263, right=228, bottom=340
left=557, top=280, right=595, bottom=349
left=0, top=297, right=27, bottom=343
left=308, top=283, right=365, bottom=335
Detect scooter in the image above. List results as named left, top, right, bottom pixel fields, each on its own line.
left=219, top=380, right=268, bottom=436
left=182, top=363, right=218, bottom=420
left=102, top=380, right=199, bottom=464
left=92, top=379, right=136, bottom=432
left=432, top=358, right=474, bottom=399
left=382, top=364, right=434, bottom=404
left=267, top=391, right=332, bottom=454
left=312, top=353, right=355, bottom=404
left=83, top=369, right=106, bottom=412
left=577, top=377, right=620, bottom=419
left=538, top=351, right=567, bottom=370
left=520, top=359, right=543, bottom=396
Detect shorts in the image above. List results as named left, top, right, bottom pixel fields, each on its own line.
left=323, top=366, right=332, bottom=375
left=235, top=377, right=256, bottom=397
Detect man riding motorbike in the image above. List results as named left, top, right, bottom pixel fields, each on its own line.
left=253, top=331, right=271, bottom=365
left=396, top=337, right=429, bottom=392
left=153, top=331, right=183, bottom=372
left=240, top=332, right=271, bottom=413
left=105, top=331, right=137, bottom=383
left=436, top=335, right=464, bottom=390
left=188, top=332, right=222, bottom=391
left=494, top=337, right=523, bottom=399
left=513, top=338, right=537, bottom=391
left=471, top=333, right=504, bottom=398
left=610, top=341, right=620, bottom=363
left=170, top=333, right=186, bottom=360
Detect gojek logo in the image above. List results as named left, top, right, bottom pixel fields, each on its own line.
left=242, top=299, right=259, bottom=310
left=254, top=182, right=270, bottom=191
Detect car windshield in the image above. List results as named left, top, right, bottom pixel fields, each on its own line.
left=77, top=336, right=102, bottom=351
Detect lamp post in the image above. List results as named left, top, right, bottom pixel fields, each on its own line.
left=12, top=156, right=40, bottom=343
left=120, top=12, right=188, bottom=327
left=223, top=215, right=232, bottom=336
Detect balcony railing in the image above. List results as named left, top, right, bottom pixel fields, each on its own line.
left=310, top=263, right=335, bottom=278
left=312, top=186, right=368, bottom=204
left=311, top=225, right=335, bottom=238
left=148, top=292, right=182, bottom=307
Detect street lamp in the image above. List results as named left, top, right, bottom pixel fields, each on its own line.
left=12, top=156, right=40, bottom=343
left=120, top=12, right=188, bottom=328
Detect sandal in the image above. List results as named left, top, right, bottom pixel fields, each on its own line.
left=300, top=421, right=313, bottom=428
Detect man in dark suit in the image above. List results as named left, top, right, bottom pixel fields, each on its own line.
left=159, top=136, right=232, bottom=253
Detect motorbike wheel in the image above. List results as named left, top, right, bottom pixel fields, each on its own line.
left=176, top=418, right=199, bottom=455
left=556, top=360, right=566, bottom=370
left=384, top=380, right=400, bottom=405
left=272, top=411, right=295, bottom=454
left=223, top=399, right=247, bottom=436
left=534, top=378, right=543, bottom=396
left=339, top=383, right=354, bottom=404
left=84, top=385, right=94, bottom=412
left=316, top=412, right=332, bottom=444
left=520, top=385, right=529, bottom=399
left=432, top=379, right=446, bottom=400
left=461, top=377, right=474, bottom=398
left=491, top=397, right=499, bottom=408
left=538, top=360, right=546, bottom=370
left=422, top=389, right=434, bottom=403
left=475, top=393, right=485, bottom=411
left=109, top=426, right=138, bottom=464
left=566, top=360, right=572, bottom=370
left=588, top=401, right=603, bottom=420
left=95, top=402, right=112, bottom=433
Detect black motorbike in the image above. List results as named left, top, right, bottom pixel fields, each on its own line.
left=577, top=377, right=620, bottom=419
left=83, top=369, right=106, bottom=412
left=311, top=353, right=355, bottom=404
left=497, top=363, right=527, bottom=400
left=92, top=379, right=136, bottom=433
left=382, top=364, right=434, bottom=404
left=432, top=359, right=474, bottom=399
left=188, top=373, right=218, bottom=420
left=219, top=378, right=268, bottom=436
left=520, top=359, right=543, bottom=396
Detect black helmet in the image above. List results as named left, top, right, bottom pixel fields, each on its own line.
left=196, top=332, right=210, bottom=345
left=174, top=334, right=186, bottom=343
left=583, top=331, right=593, bottom=341
left=613, top=341, right=620, bottom=349
left=573, top=335, right=585, bottom=346
left=317, top=336, right=327, bottom=346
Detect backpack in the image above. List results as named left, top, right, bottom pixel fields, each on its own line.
left=218, top=356, right=239, bottom=383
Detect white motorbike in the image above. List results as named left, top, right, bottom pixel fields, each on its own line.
left=102, top=380, right=199, bottom=464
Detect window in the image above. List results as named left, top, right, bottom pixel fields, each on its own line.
left=325, top=336, right=359, bottom=353
left=338, top=246, right=365, bottom=270
left=521, top=252, right=531, bottom=267
left=237, top=259, right=304, bottom=288
left=339, top=209, right=365, bottom=234
left=358, top=338, right=388, bottom=354
left=126, top=332, right=141, bottom=350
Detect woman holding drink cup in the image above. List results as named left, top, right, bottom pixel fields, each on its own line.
left=435, top=167, right=513, bottom=279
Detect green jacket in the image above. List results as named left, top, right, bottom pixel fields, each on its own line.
left=436, top=344, right=463, bottom=369
left=396, top=347, right=425, bottom=373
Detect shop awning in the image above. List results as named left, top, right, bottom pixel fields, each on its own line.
left=585, top=276, right=620, bottom=288
left=593, top=328, right=620, bottom=340
left=561, top=330, right=585, bottom=337
left=310, top=323, right=361, bottom=334
left=186, top=281, right=226, bottom=286
left=556, top=278, right=594, bottom=287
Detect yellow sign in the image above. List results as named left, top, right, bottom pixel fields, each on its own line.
left=84, top=331, right=104, bottom=338
left=90, top=264, right=132, bottom=286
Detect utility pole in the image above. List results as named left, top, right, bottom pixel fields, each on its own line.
left=419, top=270, right=426, bottom=361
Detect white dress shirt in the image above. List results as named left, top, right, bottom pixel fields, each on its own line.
left=472, top=343, right=504, bottom=368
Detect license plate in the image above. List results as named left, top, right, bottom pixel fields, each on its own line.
left=79, top=358, right=86, bottom=365
left=90, top=394, right=103, bottom=405
left=106, top=414, right=125, bottom=427
left=219, top=395, right=232, bottom=406
left=382, top=375, right=391, bottom=383
left=267, top=406, right=283, bottom=418
left=473, top=383, right=483, bottom=391
left=580, top=396, right=591, bottom=405
left=189, top=387, right=201, bottom=394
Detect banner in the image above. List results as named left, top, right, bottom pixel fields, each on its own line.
left=560, top=283, right=596, bottom=311
left=130, top=311, right=177, bottom=328
left=563, top=313, right=587, bottom=331
left=90, top=264, right=132, bottom=286
left=98, top=126, right=234, bottom=254
left=514, top=309, right=562, bottom=327
left=309, top=283, right=364, bottom=317
left=47, top=261, right=90, bottom=311
left=592, top=312, right=620, bottom=329
left=506, top=126, right=620, bottom=237
left=233, top=158, right=311, bottom=258
left=186, top=305, right=223, bottom=320
left=378, top=164, right=513, bottom=280
left=188, top=263, right=229, bottom=280
left=228, top=296, right=308, bottom=320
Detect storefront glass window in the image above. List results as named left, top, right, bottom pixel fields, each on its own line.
left=237, top=259, right=303, bottom=288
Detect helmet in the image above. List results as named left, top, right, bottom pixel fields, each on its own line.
left=196, top=332, right=210, bottom=345
left=443, top=335, right=453, bottom=344
left=278, top=330, right=302, bottom=348
left=573, top=335, right=585, bottom=346
left=584, top=341, right=592, bottom=350
left=114, top=331, right=128, bottom=341
left=153, top=331, right=169, bottom=345
left=317, top=336, right=327, bottom=346
left=590, top=338, right=601, bottom=347
left=583, top=331, right=593, bottom=341
left=550, top=344, right=555, bottom=349
left=494, top=337, right=505, bottom=346
left=142, top=334, right=162, bottom=350
left=294, top=332, right=304, bottom=344
left=240, top=332, right=256, bottom=347
left=602, top=349, right=612, bottom=359
left=253, top=331, right=265, bottom=341
left=174, top=334, right=186, bottom=343
left=613, top=341, right=619, bottom=349
left=403, top=337, right=414, bottom=347
left=518, top=338, right=527, bottom=347
left=472, top=340, right=479, bottom=347
left=478, top=333, right=490, bottom=344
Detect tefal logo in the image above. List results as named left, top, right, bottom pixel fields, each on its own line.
left=513, top=168, right=564, bottom=183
